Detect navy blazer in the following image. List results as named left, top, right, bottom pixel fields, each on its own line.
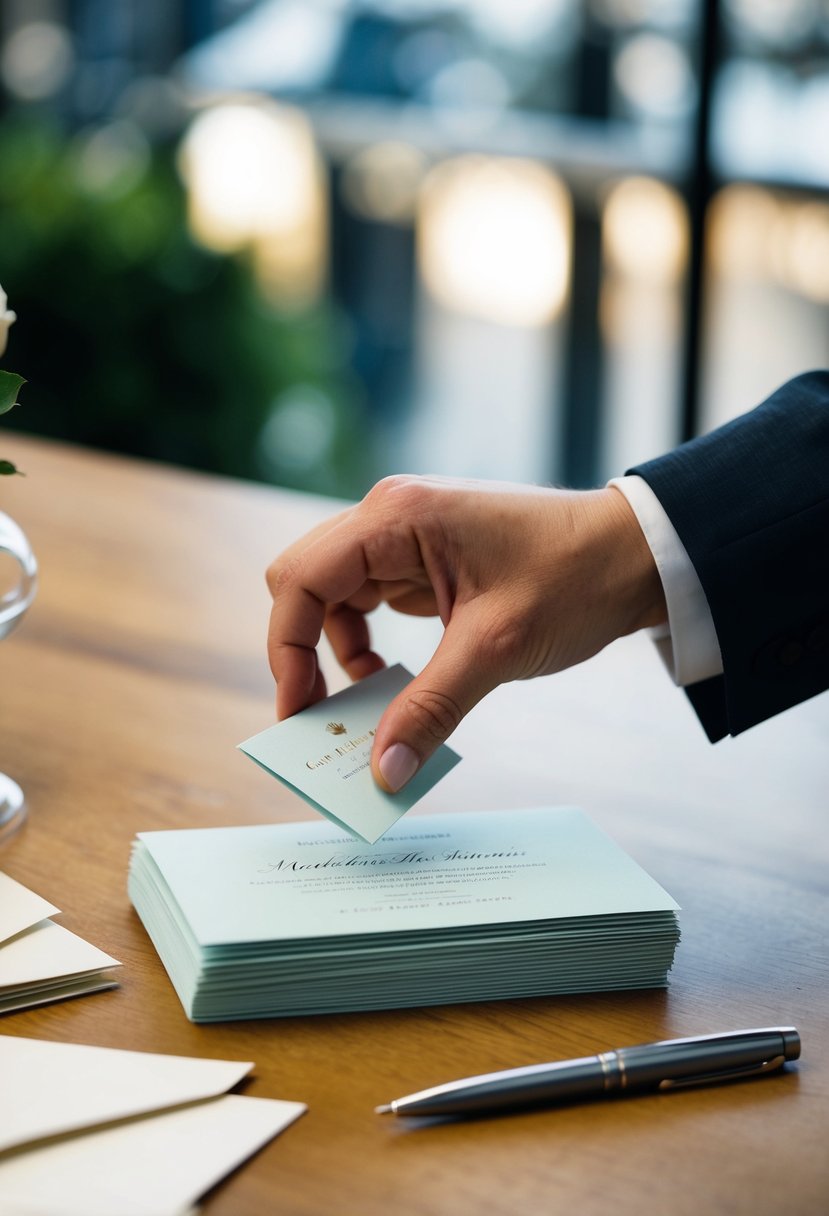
left=629, top=370, right=829, bottom=741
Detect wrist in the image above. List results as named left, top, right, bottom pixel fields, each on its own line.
left=587, top=486, right=668, bottom=638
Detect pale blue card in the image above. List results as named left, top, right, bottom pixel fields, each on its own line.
left=133, top=807, right=680, bottom=948
left=238, top=665, right=461, bottom=843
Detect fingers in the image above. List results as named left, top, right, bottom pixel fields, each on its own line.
left=267, top=576, right=328, bottom=718
left=266, top=516, right=368, bottom=718
left=269, top=623, right=329, bottom=720
left=323, top=601, right=386, bottom=684
left=370, top=616, right=501, bottom=792
left=266, top=488, right=427, bottom=718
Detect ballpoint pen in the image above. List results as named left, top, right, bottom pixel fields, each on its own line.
left=375, top=1026, right=800, bottom=1118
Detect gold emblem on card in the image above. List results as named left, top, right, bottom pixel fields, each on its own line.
left=326, top=722, right=347, bottom=735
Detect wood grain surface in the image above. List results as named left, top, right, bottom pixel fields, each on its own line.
left=1, top=434, right=827, bottom=1215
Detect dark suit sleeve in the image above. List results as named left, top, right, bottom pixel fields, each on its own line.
left=628, top=370, right=829, bottom=741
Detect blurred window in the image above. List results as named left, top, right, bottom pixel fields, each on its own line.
left=1, top=0, right=826, bottom=494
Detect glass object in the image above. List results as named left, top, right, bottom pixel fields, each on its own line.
left=0, top=510, right=37, bottom=840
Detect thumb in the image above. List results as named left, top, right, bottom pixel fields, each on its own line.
left=370, top=626, right=498, bottom=793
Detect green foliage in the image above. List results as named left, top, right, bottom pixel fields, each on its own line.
left=0, top=372, right=24, bottom=473
left=0, top=371, right=24, bottom=415
left=0, top=116, right=372, bottom=497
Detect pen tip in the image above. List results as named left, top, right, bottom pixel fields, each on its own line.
left=374, top=1104, right=393, bottom=1115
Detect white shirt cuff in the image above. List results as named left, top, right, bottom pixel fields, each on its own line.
left=608, top=475, right=723, bottom=686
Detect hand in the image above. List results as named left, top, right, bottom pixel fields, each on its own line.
left=266, top=475, right=666, bottom=792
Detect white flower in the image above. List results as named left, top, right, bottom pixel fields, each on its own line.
left=0, top=284, right=16, bottom=358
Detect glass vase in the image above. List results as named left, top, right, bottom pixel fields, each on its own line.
left=0, top=510, right=37, bottom=840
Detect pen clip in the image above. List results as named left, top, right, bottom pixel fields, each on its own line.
left=657, top=1054, right=787, bottom=1091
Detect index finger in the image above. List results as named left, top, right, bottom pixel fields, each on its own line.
left=266, top=491, right=428, bottom=717
left=265, top=509, right=381, bottom=719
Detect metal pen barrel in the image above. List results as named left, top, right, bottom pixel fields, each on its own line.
left=615, top=1027, right=800, bottom=1091
left=384, top=1027, right=801, bottom=1116
left=390, top=1056, right=609, bottom=1116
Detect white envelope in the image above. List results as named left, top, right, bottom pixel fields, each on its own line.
left=0, top=1035, right=254, bottom=1153
left=0, top=1094, right=306, bottom=1216
left=0, top=872, right=58, bottom=944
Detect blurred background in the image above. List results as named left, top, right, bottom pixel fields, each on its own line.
left=0, top=0, right=827, bottom=499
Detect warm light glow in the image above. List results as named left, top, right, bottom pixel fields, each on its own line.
left=341, top=142, right=427, bottom=224
left=180, top=102, right=311, bottom=247
left=417, top=156, right=571, bottom=327
left=178, top=99, right=326, bottom=303
left=709, top=185, right=829, bottom=303
left=708, top=185, right=781, bottom=278
left=602, top=177, right=688, bottom=283
left=776, top=200, right=829, bottom=304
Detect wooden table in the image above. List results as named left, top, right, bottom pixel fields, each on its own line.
left=1, top=435, right=827, bottom=1215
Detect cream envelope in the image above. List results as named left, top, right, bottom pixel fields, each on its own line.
left=0, top=1035, right=254, bottom=1153
left=0, top=1093, right=305, bottom=1216
left=0, top=872, right=59, bottom=944
left=0, top=920, right=121, bottom=1013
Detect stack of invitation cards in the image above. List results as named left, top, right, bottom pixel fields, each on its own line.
left=128, top=807, right=680, bottom=1022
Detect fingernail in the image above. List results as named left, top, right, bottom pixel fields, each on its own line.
left=378, top=743, right=420, bottom=793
